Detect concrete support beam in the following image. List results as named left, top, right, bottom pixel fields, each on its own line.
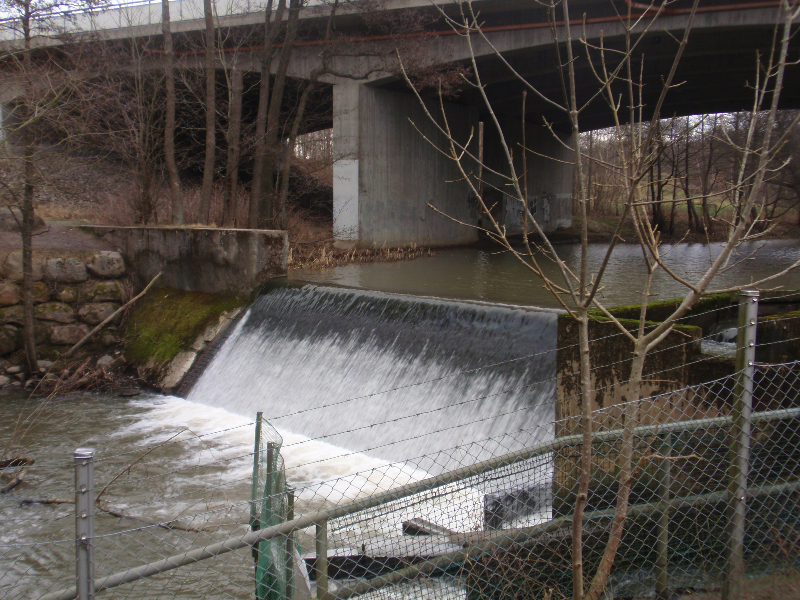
left=332, top=81, right=573, bottom=247
left=333, top=82, right=480, bottom=248
left=482, top=117, right=573, bottom=235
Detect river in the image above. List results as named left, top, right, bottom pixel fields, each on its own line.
left=290, top=240, right=800, bottom=308
left=2, top=240, right=799, bottom=598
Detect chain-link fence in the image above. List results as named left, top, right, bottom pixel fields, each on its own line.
left=1, top=299, right=799, bottom=600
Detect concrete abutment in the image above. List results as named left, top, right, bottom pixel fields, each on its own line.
left=331, top=81, right=574, bottom=248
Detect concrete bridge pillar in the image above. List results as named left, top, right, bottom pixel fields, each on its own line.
left=331, top=81, right=573, bottom=247
left=481, top=118, right=574, bottom=235
left=332, top=82, right=480, bottom=248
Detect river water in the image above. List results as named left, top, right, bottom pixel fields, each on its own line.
left=291, top=240, right=800, bottom=308
left=2, top=240, right=799, bottom=598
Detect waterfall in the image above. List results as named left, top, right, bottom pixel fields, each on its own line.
left=188, top=284, right=557, bottom=473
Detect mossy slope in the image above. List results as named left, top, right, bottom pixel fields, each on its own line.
left=124, top=287, right=246, bottom=365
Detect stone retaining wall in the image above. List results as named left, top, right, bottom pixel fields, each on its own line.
left=0, top=249, right=130, bottom=361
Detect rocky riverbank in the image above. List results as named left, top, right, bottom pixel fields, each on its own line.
left=0, top=249, right=139, bottom=394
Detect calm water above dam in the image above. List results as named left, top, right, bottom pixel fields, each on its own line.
left=291, top=240, right=800, bottom=308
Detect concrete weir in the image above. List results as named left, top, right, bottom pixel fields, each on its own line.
left=81, top=226, right=288, bottom=295
left=83, top=226, right=289, bottom=393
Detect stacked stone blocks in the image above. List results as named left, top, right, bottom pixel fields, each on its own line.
left=0, top=250, right=129, bottom=356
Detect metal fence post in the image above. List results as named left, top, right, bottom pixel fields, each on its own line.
left=251, top=413, right=263, bottom=596
left=285, top=487, right=295, bottom=600
left=251, top=412, right=264, bottom=532
left=315, top=519, right=329, bottom=600
left=723, top=290, right=758, bottom=600
left=74, top=448, right=95, bottom=600
left=655, top=432, right=671, bottom=600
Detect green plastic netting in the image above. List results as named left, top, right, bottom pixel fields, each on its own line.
left=251, top=413, right=292, bottom=600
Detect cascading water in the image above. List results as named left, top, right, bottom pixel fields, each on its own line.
left=701, top=318, right=739, bottom=358
left=187, top=284, right=557, bottom=476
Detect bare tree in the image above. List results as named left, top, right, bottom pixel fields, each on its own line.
left=162, top=0, right=185, bottom=225
left=249, top=0, right=285, bottom=228
left=198, top=0, right=217, bottom=224
left=222, top=64, right=243, bottom=226
left=399, top=1, right=800, bottom=598
left=61, top=35, right=168, bottom=224
left=0, top=0, right=107, bottom=371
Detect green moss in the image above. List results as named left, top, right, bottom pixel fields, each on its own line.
left=586, top=292, right=737, bottom=323
left=559, top=312, right=701, bottom=336
left=80, top=280, right=123, bottom=303
left=758, top=308, right=800, bottom=322
left=123, top=287, right=246, bottom=365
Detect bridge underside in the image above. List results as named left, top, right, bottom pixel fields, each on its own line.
left=10, top=1, right=793, bottom=248
left=323, top=4, right=800, bottom=248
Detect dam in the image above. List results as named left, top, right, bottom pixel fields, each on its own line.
left=186, top=283, right=559, bottom=473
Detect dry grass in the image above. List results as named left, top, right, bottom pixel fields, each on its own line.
left=289, top=239, right=435, bottom=270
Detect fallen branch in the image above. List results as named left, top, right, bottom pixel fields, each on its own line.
left=20, top=497, right=73, bottom=506
left=66, top=272, right=162, bottom=358
left=96, top=501, right=207, bottom=533
left=0, top=457, right=35, bottom=493
left=95, top=428, right=186, bottom=505
left=0, top=457, right=34, bottom=469
left=1, top=467, right=28, bottom=493
left=63, top=358, right=91, bottom=387
left=71, top=368, right=108, bottom=389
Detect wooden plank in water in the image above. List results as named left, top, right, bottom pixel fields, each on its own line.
left=402, top=517, right=456, bottom=537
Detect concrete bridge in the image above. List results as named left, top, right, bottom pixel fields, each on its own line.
left=3, top=0, right=798, bottom=247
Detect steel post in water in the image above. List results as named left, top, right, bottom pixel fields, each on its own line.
left=251, top=412, right=264, bottom=531
left=723, top=290, right=758, bottom=600
left=316, top=520, right=329, bottom=600
left=655, top=432, right=671, bottom=600
left=285, top=487, right=295, bottom=600
left=74, top=448, right=95, bottom=600
left=251, top=412, right=263, bottom=594
left=266, top=442, right=277, bottom=517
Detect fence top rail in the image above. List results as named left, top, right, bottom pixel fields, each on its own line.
left=39, top=404, right=800, bottom=600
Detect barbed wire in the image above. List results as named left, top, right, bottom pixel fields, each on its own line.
left=68, top=361, right=800, bottom=520
left=89, top=345, right=790, bottom=495
left=83, top=295, right=782, bottom=469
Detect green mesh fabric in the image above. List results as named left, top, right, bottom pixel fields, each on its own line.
left=251, top=413, right=290, bottom=600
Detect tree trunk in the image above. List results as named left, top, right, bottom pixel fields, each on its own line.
left=222, top=67, right=243, bottom=227
left=162, top=0, right=185, bottom=225
left=649, top=164, right=662, bottom=230
left=277, top=82, right=315, bottom=228
left=585, top=351, right=645, bottom=600
left=21, top=150, right=37, bottom=372
left=250, top=69, right=272, bottom=228
left=198, top=0, right=216, bottom=225
left=137, top=155, right=154, bottom=224
left=668, top=178, right=677, bottom=235
left=250, top=0, right=282, bottom=229
left=571, top=308, right=593, bottom=600
left=259, top=0, right=301, bottom=226
left=586, top=132, right=594, bottom=215
left=20, top=5, right=37, bottom=371
left=684, top=146, right=698, bottom=232
left=702, top=197, right=713, bottom=235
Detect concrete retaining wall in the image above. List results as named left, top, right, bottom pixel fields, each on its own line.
left=81, top=226, right=288, bottom=295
